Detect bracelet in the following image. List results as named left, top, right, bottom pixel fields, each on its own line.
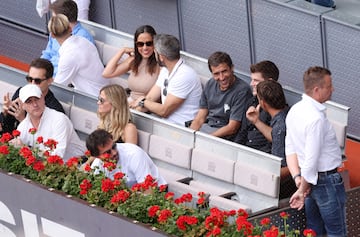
left=292, top=173, right=301, bottom=181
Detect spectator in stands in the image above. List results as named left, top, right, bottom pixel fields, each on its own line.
left=190, top=52, right=251, bottom=141
left=285, top=66, right=346, bottom=235
left=134, top=34, right=202, bottom=126
left=256, top=80, right=296, bottom=199
left=234, top=60, right=279, bottom=153
left=85, top=129, right=166, bottom=187
left=48, top=14, right=109, bottom=96
left=14, top=84, right=85, bottom=161
left=41, top=0, right=94, bottom=76
left=97, top=84, right=138, bottom=144
left=103, top=25, right=160, bottom=108
left=0, top=58, right=64, bottom=135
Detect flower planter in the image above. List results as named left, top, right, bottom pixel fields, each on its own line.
left=0, top=170, right=168, bottom=237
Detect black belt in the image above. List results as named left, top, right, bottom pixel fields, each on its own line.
left=318, top=168, right=337, bottom=175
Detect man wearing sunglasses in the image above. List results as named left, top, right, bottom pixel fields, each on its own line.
left=85, top=129, right=166, bottom=188
left=0, top=58, right=64, bottom=135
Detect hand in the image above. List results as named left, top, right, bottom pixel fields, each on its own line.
left=7, top=98, right=25, bottom=122
left=123, top=47, right=135, bottom=56
left=2, top=93, right=11, bottom=114
left=289, top=189, right=305, bottom=210
left=246, top=104, right=260, bottom=124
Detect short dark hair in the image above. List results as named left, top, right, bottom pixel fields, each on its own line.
left=29, top=58, right=54, bottom=79
left=86, top=129, right=113, bottom=156
left=207, top=51, right=233, bottom=72
left=50, top=0, right=78, bottom=22
left=250, top=60, right=279, bottom=81
left=257, top=80, right=286, bottom=110
left=303, top=66, right=331, bottom=95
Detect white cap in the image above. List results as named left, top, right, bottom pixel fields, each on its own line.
left=19, top=84, right=42, bottom=103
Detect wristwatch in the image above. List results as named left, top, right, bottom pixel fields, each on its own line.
left=138, top=98, right=146, bottom=108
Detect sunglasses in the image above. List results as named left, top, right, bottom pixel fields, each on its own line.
left=104, top=143, right=117, bottom=155
left=26, top=76, right=49, bottom=85
left=163, top=79, right=168, bottom=96
left=136, top=41, right=153, bottom=47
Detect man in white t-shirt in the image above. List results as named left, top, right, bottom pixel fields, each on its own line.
left=134, top=34, right=202, bottom=126
left=85, top=129, right=166, bottom=188
left=16, top=84, right=85, bottom=161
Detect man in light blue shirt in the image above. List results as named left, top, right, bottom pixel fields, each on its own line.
left=41, top=0, right=94, bottom=76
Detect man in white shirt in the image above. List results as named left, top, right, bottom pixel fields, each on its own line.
left=16, top=84, right=85, bottom=161
left=85, top=129, right=166, bottom=188
left=135, top=34, right=202, bottom=126
left=285, top=66, right=346, bottom=236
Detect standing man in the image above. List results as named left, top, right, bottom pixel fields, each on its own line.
left=16, top=84, right=85, bottom=161
left=190, top=51, right=251, bottom=141
left=134, top=34, right=202, bottom=126
left=41, top=0, right=94, bottom=76
left=285, top=66, right=346, bottom=236
left=234, top=60, right=280, bottom=152
left=0, top=58, right=64, bottom=134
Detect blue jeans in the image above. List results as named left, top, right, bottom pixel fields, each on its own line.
left=311, top=0, right=335, bottom=7
left=305, top=172, right=347, bottom=237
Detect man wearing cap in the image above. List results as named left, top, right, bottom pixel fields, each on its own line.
left=15, top=84, right=85, bottom=161
left=0, top=58, right=64, bottom=135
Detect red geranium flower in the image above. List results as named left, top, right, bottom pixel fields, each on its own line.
left=0, top=145, right=9, bottom=155
left=111, top=190, right=130, bottom=204
left=0, top=133, right=12, bottom=143
left=32, top=161, right=45, bottom=171
left=44, top=139, right=58, bottom=150
left=164, top=192, right=174, bottom=200
left=158, top=209, right=172, bottom=223
left=148, top=205, right=160, bottom=218
left=36, top=136, right=43, bottom=144
left=47, top=155, right=64, bottom=165
left=84, top=164, right=91, bottom=172
left=12, top=130, right=20, bottom=137
left=260, top=217, right=271, bottom=226
left=303, top=229, right=317, bottom=237
left=280, top=212, right=289, bottom=219
left=66, top=157, right=79, bottom=168
left=113, top=172, right=125, bottom=180
left=28, top=128, right=37, bottom=135
left=101, top=178, right=114, bottom=192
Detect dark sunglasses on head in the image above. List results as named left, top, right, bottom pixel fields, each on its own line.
left=136, top=41, right=153, bottom=47
left=163, top=79, right=168, bottom=96
left=26, top=76, right=49, bottom=85
left=104, top=143, right=117, bottom=155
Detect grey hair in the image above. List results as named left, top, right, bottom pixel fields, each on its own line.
left=153, top=34, right=180, bottom=61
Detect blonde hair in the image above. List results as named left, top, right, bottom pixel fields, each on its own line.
left=98, top=84, right=131, bottom=142
left=48, top=14, right=70, bottom=38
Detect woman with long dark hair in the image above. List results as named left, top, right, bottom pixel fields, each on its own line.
left=102, top=25, right=160, bottom=108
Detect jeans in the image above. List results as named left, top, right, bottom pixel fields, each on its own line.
left=311, top=0, right=335, bottom=7
left=305, top=172, right=347, bottom=237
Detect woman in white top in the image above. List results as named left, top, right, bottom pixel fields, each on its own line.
left=102, top=25, right=160, bottom=107
left=48, top=14, right=109, bottom=97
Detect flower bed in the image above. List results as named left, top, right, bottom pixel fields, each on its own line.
left=0, top=129, right=316, bottom=237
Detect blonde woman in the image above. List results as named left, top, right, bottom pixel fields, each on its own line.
left=97, top=84, right=138, bottom=144
left=48, top=14, right=109, bottom=96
